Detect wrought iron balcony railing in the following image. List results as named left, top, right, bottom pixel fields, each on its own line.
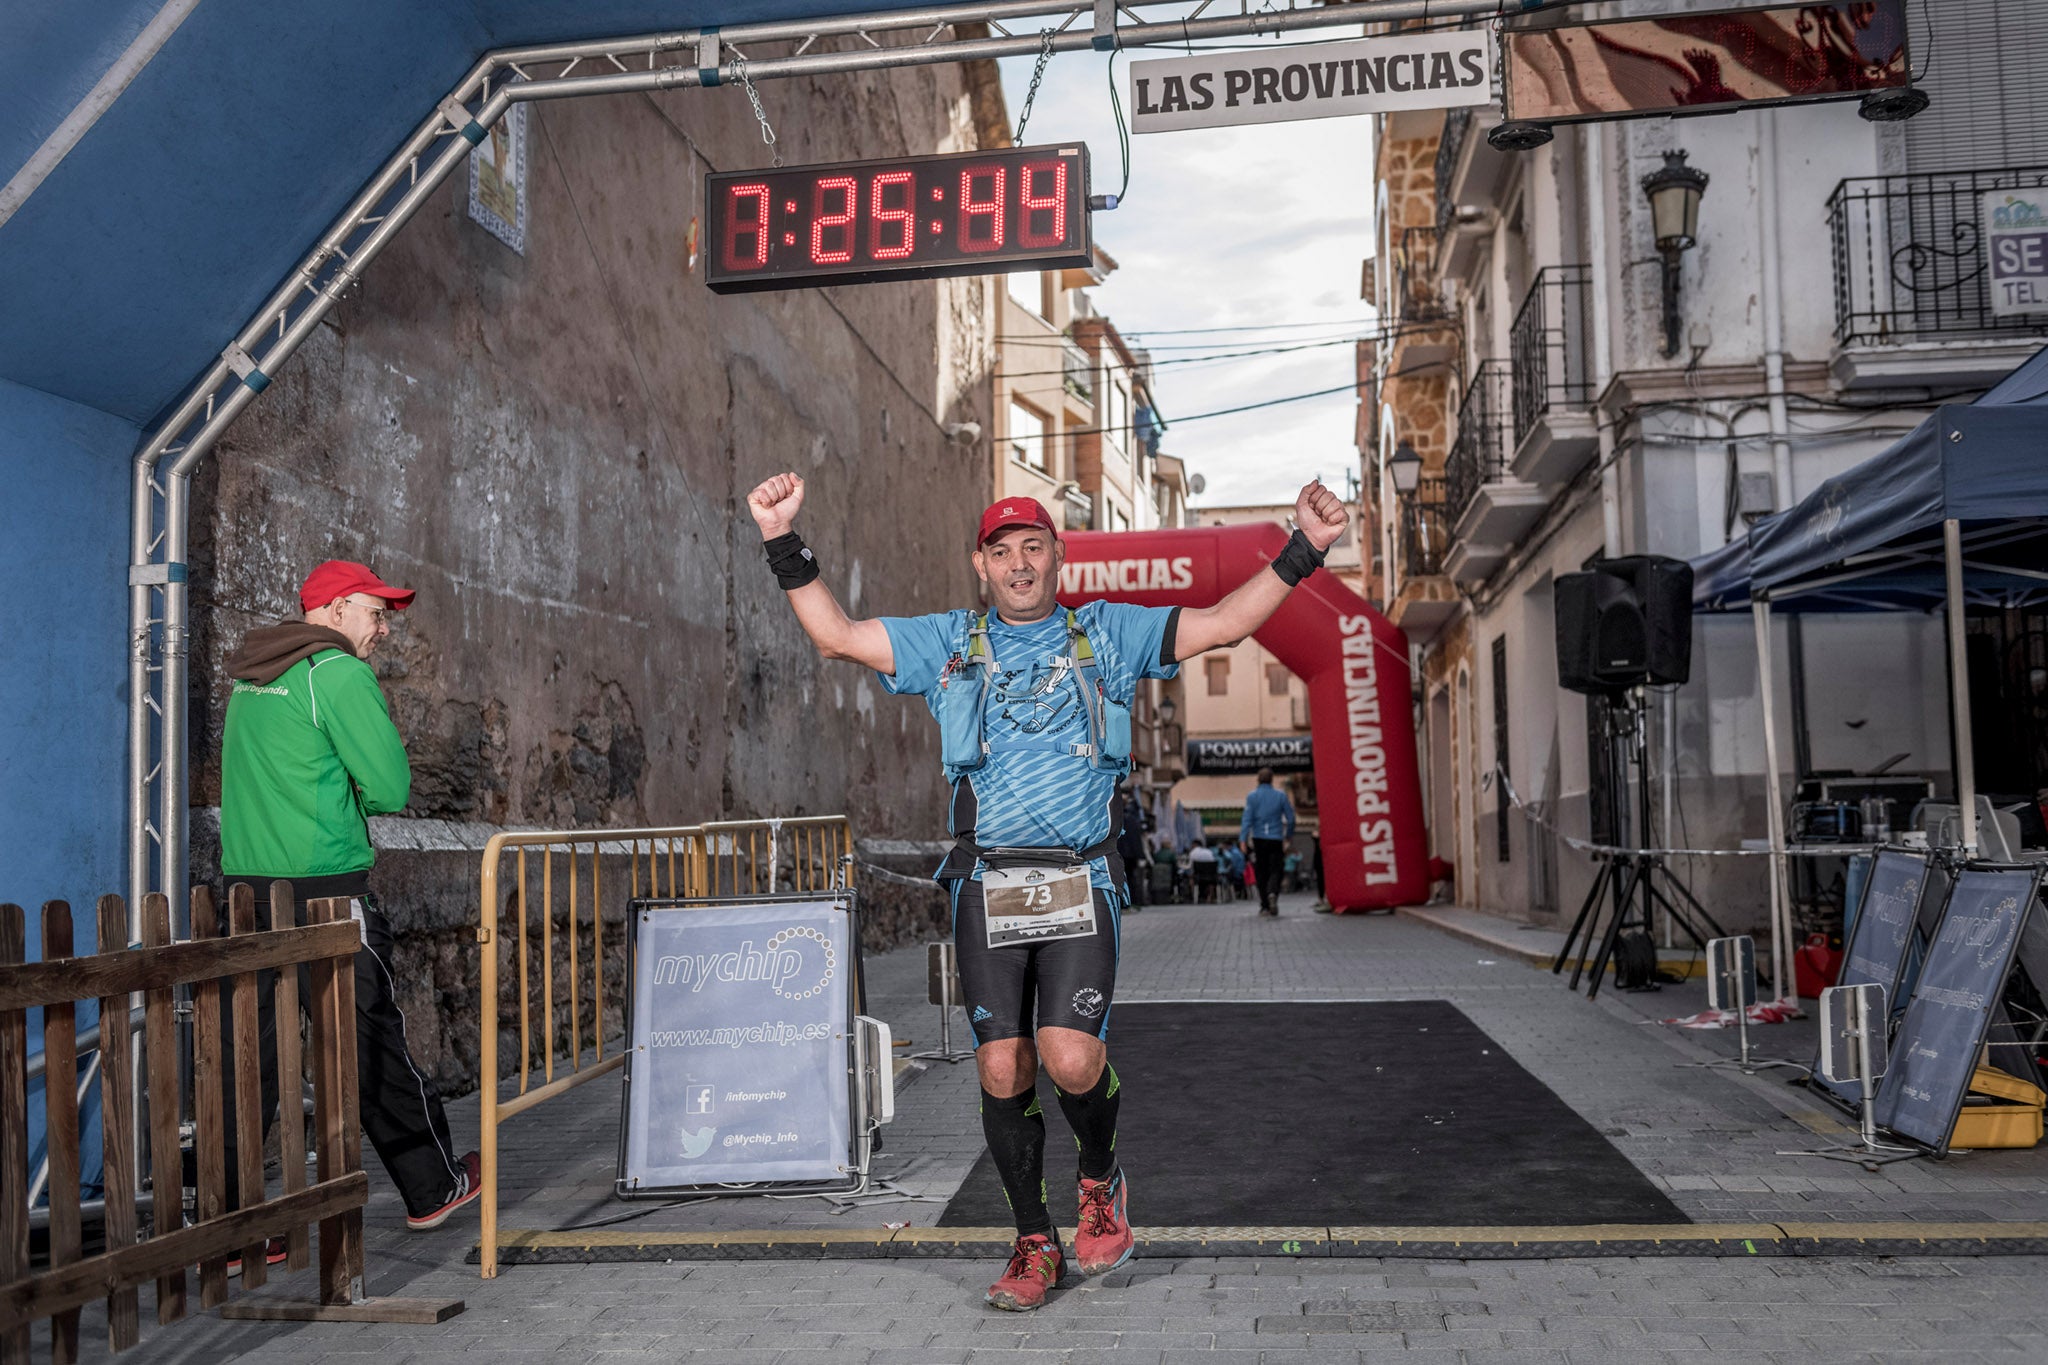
left=1444, top=359, right=1514, bottom=527
left=1062, top=337, right=1094, bottom=403
left=1399, top=475, right=1449, bottom=579
left=1829, top=165, right=2048, bottom=346
left=1508, top=264, right=1593, bottom=445
left=1434, top=107, right=1473, bottom=241
left=1396, top=224, right=1449, bottom=325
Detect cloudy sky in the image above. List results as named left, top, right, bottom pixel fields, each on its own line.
left=997, top=22, right=1378, bottom=509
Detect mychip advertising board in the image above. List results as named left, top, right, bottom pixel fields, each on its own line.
left=619, top=895, right=857, bottom=1194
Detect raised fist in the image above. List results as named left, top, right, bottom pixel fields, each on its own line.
left=1294, top=479, right=1349, bottom=553
left=748, top=472, right=806, bottom=540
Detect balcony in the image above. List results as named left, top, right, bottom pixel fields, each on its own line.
left=1061, top=337, right=1095, bottom=413
left=1508, top=265, right=1597, bottom=485
left=1829, top=165, right=2048, bottom=390
left=1444, top=360, right=1545, bottom=585
left=1388, top=225, right=1456, bottom=375
left=1389, top=474, right=1460, bottom=637
left=1395, top=225, right=1450, bottom=326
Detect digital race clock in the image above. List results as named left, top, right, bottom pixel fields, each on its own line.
left=705, top=144, right=1094, bottom=294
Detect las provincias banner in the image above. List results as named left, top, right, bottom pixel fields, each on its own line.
left=1059, top=524, right=1426, bottom=912
left=1128, top=29, right=1494, bottom=135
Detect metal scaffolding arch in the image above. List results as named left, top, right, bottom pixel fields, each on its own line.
left=125, top=0, right=1561, bottom=928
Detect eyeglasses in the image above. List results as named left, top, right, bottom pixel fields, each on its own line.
left=341, top=595, right=391, bottom=624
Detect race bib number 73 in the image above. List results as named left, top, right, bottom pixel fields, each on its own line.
left=982, top=864, right=1095, bottom=948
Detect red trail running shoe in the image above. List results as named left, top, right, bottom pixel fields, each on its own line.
left=985, top=1232, right=1064, bottom=1311
left=1074, top=1169, right=1134, bottom=1275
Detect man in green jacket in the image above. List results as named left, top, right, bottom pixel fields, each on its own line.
left=218, top=560, right=478, bottom=1236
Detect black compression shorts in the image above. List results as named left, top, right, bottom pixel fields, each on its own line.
left=950, top=878, right=1122, bottom=1045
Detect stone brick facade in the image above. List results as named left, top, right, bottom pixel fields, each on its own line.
left=188, top=62, right=1006, bottom=1097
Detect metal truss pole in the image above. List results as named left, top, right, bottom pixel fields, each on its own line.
left=125, top=0, right=1580, bottom=922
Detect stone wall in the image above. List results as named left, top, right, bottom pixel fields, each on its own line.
left=188, top=61, right=1005, bottom=1097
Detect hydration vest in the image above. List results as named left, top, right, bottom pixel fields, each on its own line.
left=937, top=608, right=1133, bottom=781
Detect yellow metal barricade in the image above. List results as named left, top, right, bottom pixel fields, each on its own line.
left=475, top=815, right=852, bottom=1277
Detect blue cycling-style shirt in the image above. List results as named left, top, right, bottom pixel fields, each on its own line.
left=878, top=601, right=1179, bottom=888
left=1240, top=783, right=1297, bottom=842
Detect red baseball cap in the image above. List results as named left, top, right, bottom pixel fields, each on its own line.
left=977, top=497, right=1058, bottom=546
left=299, top=560, right=417, bottom=613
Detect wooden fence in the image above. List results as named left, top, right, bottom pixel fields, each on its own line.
left=0, top=885, right=461, bottom=1362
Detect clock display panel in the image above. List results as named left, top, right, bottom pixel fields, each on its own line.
left=706, top=144, right=1093, bottom=293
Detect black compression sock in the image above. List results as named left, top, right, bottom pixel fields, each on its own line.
left=980, top=1088, right=1052, bottom=1237
left=1054, top=1063, right=1121, bottom=1182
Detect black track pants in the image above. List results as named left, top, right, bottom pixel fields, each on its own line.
left=218, top=890, right=463, bottom=1218
left=1252, top=838, right=1287, bottom=908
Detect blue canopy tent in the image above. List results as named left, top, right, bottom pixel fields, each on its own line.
left=1692, top=344, right=2048, bottom=991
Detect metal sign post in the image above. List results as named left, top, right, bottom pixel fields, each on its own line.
left=1684, top=935, right=1799, bottom=1074
left=1782, top=982, right=1919, bottom=1171
left=909, top=942, right=975, bottom=1063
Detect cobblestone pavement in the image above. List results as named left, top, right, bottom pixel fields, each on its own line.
left=59, top=892, right=2048, bottom=1361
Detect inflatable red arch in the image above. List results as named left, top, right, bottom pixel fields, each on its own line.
left=1059, top=524, right=1427, bottom=912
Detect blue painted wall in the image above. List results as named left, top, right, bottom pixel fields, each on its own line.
left=0, top=378, right=130, bottom=1198
left=0, top=378, right=135, bottom=929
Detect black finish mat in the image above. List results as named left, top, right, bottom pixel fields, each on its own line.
left=936, top=1000, right=1685, bottom=1228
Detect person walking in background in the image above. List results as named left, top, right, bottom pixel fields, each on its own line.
left=1240, top=767, right=1297, bottom=917
left=218, top=560, right=479, bottom=1240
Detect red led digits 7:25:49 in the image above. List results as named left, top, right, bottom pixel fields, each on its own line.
left=706, top=144, right=1094, bottom=294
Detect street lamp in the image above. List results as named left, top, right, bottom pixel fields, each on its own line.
left=1158, top=694, right=1177, bottom=726
left=1641, top=150, right=1708, bottom=358
left=1387, top=441, right=1423, bottom=496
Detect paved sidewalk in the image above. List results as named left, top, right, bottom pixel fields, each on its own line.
left=56, top=893, right=2048, bottom=1362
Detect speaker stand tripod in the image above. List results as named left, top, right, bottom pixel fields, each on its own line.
left=1553, top=689, right=1735, bottom=1000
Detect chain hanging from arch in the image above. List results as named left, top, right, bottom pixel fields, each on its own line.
left=1012, top=29, right=1057, bottom=144
left=731, top=54, right=784, bottom=167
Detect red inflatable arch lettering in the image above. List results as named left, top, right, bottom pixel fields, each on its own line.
left=1058, top=525, right=1426, bottom=912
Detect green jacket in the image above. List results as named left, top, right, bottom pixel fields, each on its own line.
left=220, top=623, right=410, bottom=879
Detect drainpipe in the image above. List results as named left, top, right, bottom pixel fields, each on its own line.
left=1756, top=111, right=1808, bottom=800
left=1585, top=122, right=1621, bottom=557
left=1758, top=111, right=1794, bottom=509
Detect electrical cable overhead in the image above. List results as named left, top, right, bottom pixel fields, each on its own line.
left=1003, top=377, right=1361, bottom=447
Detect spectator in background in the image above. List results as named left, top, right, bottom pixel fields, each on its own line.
left=219, top=560, right=478, bottom=1240
left=1218, top=842, right=1247, bottom=901
left=1117, top=790, right=1150, bottom=911
left=1188, top=839, right=1220, bottom=903
left=1239, top=767, right=1297, bottom=917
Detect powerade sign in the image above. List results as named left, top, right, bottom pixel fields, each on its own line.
left=620, top=899, right=853, bottom=1190
left=1985, top=191, right=2048, bottom=317
left=1186, top=735, right=1314, bottom=776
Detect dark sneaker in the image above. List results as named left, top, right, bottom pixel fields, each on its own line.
left=985, top=1232, right=1064, bottom=1311
left=225, top=1237, right=289, bottom=1277
left=1073, top=1170, right=1134, bottom=1275
left=406, top=1150, right=482, bottom=1231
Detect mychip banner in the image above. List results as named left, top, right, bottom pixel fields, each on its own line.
left=1128, top=30, right=1494, bottom=135
left=619, top=897, right=854, bottom=1192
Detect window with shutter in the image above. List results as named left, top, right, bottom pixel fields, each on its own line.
left=1907, top=0, right=2048, bottom=173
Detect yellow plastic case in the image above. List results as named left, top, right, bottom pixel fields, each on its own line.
left=1950, top=1066, right=2046, bottom=1149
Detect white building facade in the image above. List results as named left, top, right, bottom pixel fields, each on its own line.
left=1370, top=1, right=2048, bottom=929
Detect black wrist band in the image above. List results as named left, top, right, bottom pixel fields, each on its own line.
left=1270, top=528, right=1327, bottom=587
left=764, top=531, right=820, bottom=591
